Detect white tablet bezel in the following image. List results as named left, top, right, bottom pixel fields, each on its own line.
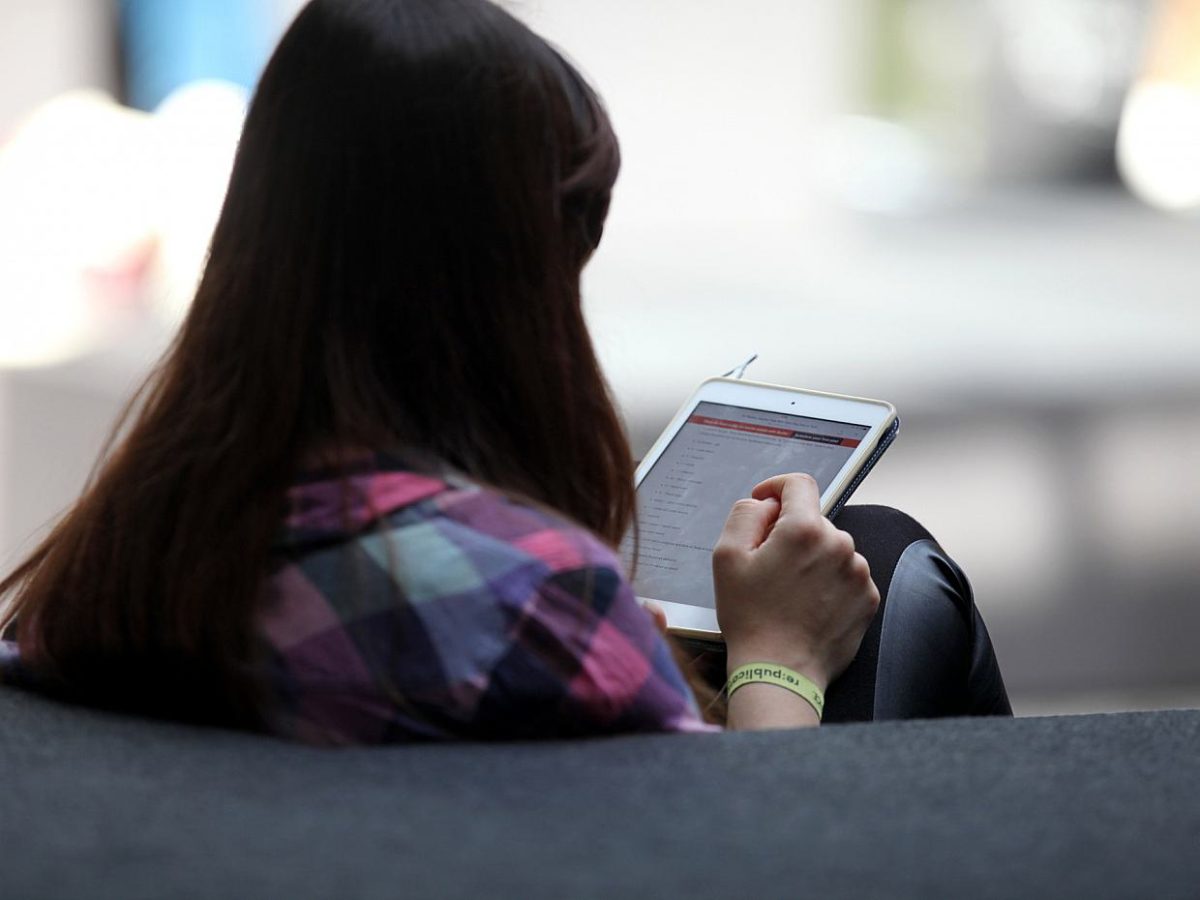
left=631, top=377, right=897, bottom=640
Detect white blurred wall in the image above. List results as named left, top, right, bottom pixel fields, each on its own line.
left=0, top=0, right=115, bottom=131
left=514, top=0, right=848, bottom=230
left=0, top=0, right=117, bottom=572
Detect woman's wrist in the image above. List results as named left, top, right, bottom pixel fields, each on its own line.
left=724, top=641, right=832, bottom=692
left=723, top=670, right=824, bottom=730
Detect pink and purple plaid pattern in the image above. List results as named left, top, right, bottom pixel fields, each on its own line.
left=257, top=457, right=712, bottom=743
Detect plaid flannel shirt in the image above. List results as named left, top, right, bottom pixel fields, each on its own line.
left=258, top=458, right=713, bottom=743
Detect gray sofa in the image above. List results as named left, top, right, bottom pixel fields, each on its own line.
left=2, top=686, right=1198, bottom=899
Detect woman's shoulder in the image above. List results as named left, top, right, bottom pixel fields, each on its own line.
left=429, top=476, right=623, bottom=576
left=271, top=460, right=628, bottom=629
left=278, top=457, right=621, bottom=575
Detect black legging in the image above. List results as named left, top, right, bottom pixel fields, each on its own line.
left=679, top=505, right=1012, bottom=722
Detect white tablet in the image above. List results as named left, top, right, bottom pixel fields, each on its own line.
left=621, top=377, right=899, bottom=640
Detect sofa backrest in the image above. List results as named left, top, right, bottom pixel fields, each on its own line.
left=2, top=687, right=1198, bottom=899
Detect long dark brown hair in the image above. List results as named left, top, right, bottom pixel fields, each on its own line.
left=0, top=0, right=638, bottom=727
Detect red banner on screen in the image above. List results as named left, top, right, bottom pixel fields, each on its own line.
left=688, top=414, right=861, bottom=447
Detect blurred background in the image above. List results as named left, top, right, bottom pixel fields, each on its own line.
left=0, top=0, right=1197, bottom=716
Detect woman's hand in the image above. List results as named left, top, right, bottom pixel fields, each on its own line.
left=713, top=473, right=880, bottom=723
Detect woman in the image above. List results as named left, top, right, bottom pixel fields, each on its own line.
left=0, top=0, right=1008, bottom=741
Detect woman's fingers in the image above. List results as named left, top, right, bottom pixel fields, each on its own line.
left=713, top=496, right=781, bottom=558
left=752, top=473, right=823, bottom=535
left=750, top=472, right=820, bottom=510
left=750, top=473, right=826, bottom=559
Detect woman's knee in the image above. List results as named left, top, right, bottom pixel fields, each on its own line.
left=837, top=506, right=1012, bottom=718
left=834, top=505, right=942, bottom=602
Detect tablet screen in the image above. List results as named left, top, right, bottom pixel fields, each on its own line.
left=623, top=401, right=869, bottom=610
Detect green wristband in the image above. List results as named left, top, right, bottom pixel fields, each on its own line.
left=726, top=663, right=825, bottom=720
